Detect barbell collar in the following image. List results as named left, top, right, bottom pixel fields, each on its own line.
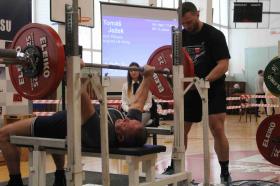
left=0, top=49, right=26, bottom=60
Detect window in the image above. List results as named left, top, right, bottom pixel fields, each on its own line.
left=213, top=0, right=229, bottom=27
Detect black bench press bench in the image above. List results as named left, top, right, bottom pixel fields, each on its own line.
left=8, top=136, right=190, bottom=186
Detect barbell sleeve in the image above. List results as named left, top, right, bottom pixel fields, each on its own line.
left=0, top=49, right=26, bottom=60
left=0, top=49, right=17, bottom=58
left=0, top=58, right=27, bottom=65
left=84, top=63, right=171, bottom=75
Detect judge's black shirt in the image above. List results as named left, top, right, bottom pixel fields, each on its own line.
left=182, top=23, right=230, bottom=86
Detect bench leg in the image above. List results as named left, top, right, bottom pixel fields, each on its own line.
left=126, top=156, right=140, bottom=186
left=152, top=134, right=157, bottom=145
left=28, top=150, right=46, bottom=186
left=142, top=155, right=156, bottom=182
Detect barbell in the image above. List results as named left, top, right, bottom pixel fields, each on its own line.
left=0, top=23, right=195, bottom=100
left=83, top=63, right=171, bottom=75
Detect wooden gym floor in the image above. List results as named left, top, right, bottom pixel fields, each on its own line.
left=0, top=114, right=279, bottom=184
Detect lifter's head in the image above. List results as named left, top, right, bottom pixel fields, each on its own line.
left=181, top=2, right=201, bottom=33
left=115, top=118, right=147, bottom=147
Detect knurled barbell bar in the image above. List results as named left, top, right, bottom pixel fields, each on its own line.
left=83, top=63, right=171, bottom=75
left=0, top=23, right=195, bottom=100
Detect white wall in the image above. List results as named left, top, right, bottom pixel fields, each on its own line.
left=228, top=0, right=280, bottom=75
left=229, top=29, right=280, bottom=73
left=127, top=0, right=149, bottom=5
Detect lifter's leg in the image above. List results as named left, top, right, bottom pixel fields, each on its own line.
left=52, top=154, right=66, bottom=186
left=0, top=118, right=34, bottom=185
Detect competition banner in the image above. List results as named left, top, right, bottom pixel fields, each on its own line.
left=0, top=0, right=32, bottom=41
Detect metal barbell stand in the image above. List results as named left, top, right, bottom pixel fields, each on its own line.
left=65, top=1, right=83, bottom=185
left=4, top=0, right=211, bottom=185
left=173, top=73, right=211, bottom=186
left=85, top=72, right=111, bottom=186
left=171, top=0, right=211, bottom=185
left=65, top=1, right=111, bottom=185
left=184, top=78, right=211, bottom=186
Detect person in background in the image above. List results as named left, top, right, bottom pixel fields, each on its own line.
left=121, top=62, right=153, bottom=125
left=263, top=82, right=280, bottom=115
left=255, top=70, right=267, bottom=117
left=232, top=83, right=242, bottom=94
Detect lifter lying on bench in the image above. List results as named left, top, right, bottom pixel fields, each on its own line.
left=0, top=65, right=156, bottom=186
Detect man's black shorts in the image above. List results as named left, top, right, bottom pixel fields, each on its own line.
left=184, top=82, right=226, bottom=123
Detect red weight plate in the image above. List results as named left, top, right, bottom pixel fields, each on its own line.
left=256, top=114, right=280, bottom=166
left=9, top=23, right=65, bottom=100
left=147, top=45, right=195, bottom=100
left=147, top=45, right=173, bottom=100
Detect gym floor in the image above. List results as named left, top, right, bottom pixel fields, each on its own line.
left=0, top=114, right=279, bottom=184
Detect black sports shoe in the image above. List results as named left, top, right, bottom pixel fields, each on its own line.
left=220, top=173, right=232, bottom=186
left=53, top=174, right=66, bottom=186
left=190, top=179, right=199, bottom=185
left=5, top=181, right=26, bottom=186
left=162, top=166, right=174, bottom=175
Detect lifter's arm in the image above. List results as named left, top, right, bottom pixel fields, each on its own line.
left=129, top=65, right=155, bottom=111
left=80, top=60, right=96, bottom=124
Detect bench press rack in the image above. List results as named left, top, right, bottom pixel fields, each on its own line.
left=7, top=1, right=194, bottom=185
left=8, top=70, right=191, bottom=186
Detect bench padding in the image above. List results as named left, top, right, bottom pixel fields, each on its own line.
left=10, top=136, right=166, bottom=156
left=82, top=144, right=166, bottom=156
